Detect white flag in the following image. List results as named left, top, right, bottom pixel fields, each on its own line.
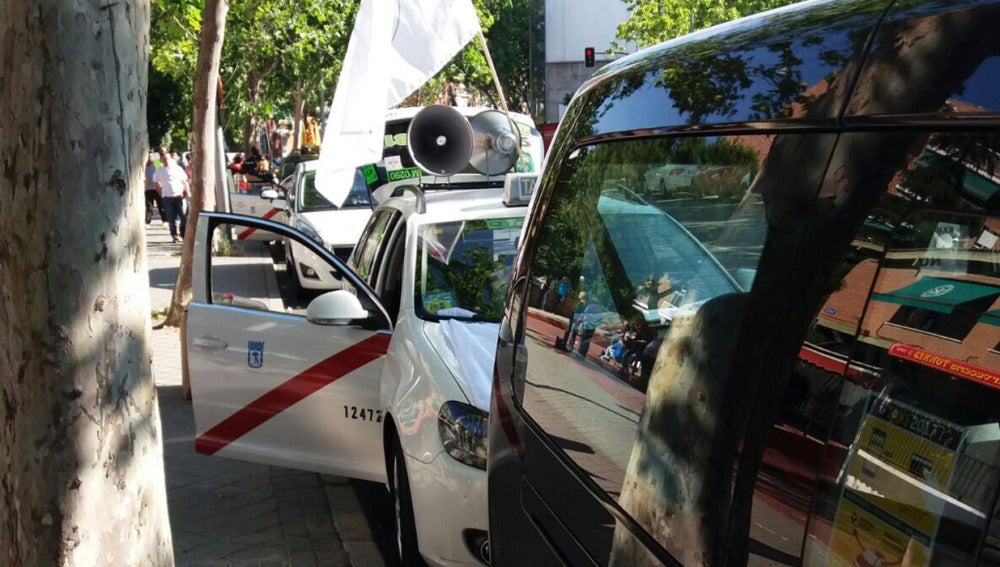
left=315, top=0, right=481, bottom=207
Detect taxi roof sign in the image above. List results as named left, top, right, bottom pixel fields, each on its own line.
left=503, top=173, right=537, bottom=207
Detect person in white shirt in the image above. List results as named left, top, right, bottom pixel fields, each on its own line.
left=153, top=146, right=190, bottom=243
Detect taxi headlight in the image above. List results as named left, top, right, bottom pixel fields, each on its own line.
left=295, top=220, right=325, bottom=247
left=437, top=401, right=488, bottom=470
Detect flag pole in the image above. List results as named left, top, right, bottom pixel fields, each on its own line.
left=476, top=29, right=525, bottom=167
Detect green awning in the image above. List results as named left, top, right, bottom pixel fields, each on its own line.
left=980, top=309, right=1000, bottom=327
left=871, top=277, right=1000, bottom=313
left=963, top=170, right=1000, bottom=202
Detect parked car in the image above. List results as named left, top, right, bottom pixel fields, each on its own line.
left=690, top=165, right=753, bottom=201
left=488, top=0, right=1000, bottom=565
left=187, top=184, right=530, bottom=566
left=266, top=161, right=374, bottom=293
left=277, top=150, right=318, bottom=180
left=643, top=163, right=699, bottom=198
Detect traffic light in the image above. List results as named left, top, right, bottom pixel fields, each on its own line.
left=584, top=47, right=595, bottom=67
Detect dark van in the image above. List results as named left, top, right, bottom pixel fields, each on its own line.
left=488, top=0, right=1000, bottom=565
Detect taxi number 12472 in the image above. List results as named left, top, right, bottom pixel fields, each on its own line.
left=344, top=406, right=384, bottom=422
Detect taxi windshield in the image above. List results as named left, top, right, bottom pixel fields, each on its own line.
left=415, top=216, right=524, bottom=323
left=300, top=169, right=373, bottom=212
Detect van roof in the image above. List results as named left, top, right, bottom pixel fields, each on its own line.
left=559, top=0, right=1000, bottom=148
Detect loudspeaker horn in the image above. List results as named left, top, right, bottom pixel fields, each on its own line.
left=469, top=110, right=522, bottom=176
left=407, top=105, right=474, bottom=176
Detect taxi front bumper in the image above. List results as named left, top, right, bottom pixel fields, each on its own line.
left=404, top=449, right=489, bottom=566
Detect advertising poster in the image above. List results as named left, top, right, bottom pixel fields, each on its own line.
left=828, top=489, right=931, bottom=567
left=827, top=395, right=966, bottom=567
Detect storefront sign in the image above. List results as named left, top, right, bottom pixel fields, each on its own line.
left=889, top=343, right=1000, bottom=391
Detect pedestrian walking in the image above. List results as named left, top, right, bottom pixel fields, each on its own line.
left=153, top=146, right=189, bottom=243
left=144, top=152, right=164, bottom=224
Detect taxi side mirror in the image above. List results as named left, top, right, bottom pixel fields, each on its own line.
left=306, top=290, right=368, bottom=325
left=261, top=188, right=289, bottom=211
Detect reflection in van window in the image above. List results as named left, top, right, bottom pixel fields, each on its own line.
left=803, top=207, right=1000, bottom=566
left=519, top=134, right=777, bottom=561
left=763, top=131, right=1000, bottom=567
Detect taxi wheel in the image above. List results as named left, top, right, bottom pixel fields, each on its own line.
left=390, top=435, right=424, bottom=567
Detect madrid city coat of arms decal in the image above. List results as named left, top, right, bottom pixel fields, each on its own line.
left=247, top=340, right=265, bottom=368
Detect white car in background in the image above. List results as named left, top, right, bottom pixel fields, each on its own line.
left=644, top=163, right=700, bottom=197
left=266, top=161, right=375, bottom=292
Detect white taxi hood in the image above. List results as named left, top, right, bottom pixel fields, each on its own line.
left=422, top=320, right=499, bottom=412
left=302, top=208, right=372, bottom=247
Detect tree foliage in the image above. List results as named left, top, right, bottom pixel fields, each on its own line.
left=150, top=0, right=356, bottom=149
left=613, top=0, right=799, bottom=50
left=148, top=64, right=190, bottom=148
left=150, top=0, right=202, bottom=147
left=150, top=0, right=533, bottom=151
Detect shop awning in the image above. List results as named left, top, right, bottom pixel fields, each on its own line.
left=871, top=277, right=1000, bottom=313
left=963, top=170, right=1000, bottom=202
left=980, top=308, right=1000, bottom=327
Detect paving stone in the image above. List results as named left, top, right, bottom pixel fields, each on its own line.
left=342, top=542, right=388, bottom=567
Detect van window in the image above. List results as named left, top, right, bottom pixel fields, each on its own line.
left=729, top=130, right=1000, bottom=566
left=518, top=134, right=786, bottom=559
left=801, top=213, right=1000, bottom=566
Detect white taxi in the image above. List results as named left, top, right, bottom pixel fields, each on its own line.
left=266, top=161, right=375, bottom=292
left=186, top=105, right=544, bottom=566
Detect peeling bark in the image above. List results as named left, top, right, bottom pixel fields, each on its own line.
left=0, top=1, right=173, bottom=565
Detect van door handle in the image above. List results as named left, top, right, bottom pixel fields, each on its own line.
left=193, top=336, right=228, bottom=350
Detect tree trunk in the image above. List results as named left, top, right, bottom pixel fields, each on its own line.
left=240, top=61, right=277, bottom=153
left=0, top=1, right=173, bottom=565
left=163, top=0, right=229, bottom=329
left=291, top=81, right=305, bottom=152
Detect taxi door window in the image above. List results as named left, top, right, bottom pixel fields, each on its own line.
left=352, top=210, right=398, bottom=285
left=517, top=134, right=779, bottom=560
left=209, top=222, right=340, bottom=317
left=372, top=218, right=407, bottom=321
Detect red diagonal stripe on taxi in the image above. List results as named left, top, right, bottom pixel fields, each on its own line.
left=236, top=207, right=281, bottom=240
left=195, top=333, right=392, bottom=455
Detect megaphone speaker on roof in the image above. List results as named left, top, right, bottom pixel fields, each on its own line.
left=408, top=105, right=474, bottom=176
left=469, top=109, right=522, bottom=176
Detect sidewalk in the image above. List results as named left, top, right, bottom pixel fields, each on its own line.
left=145, top=215, right=389, bottom=566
